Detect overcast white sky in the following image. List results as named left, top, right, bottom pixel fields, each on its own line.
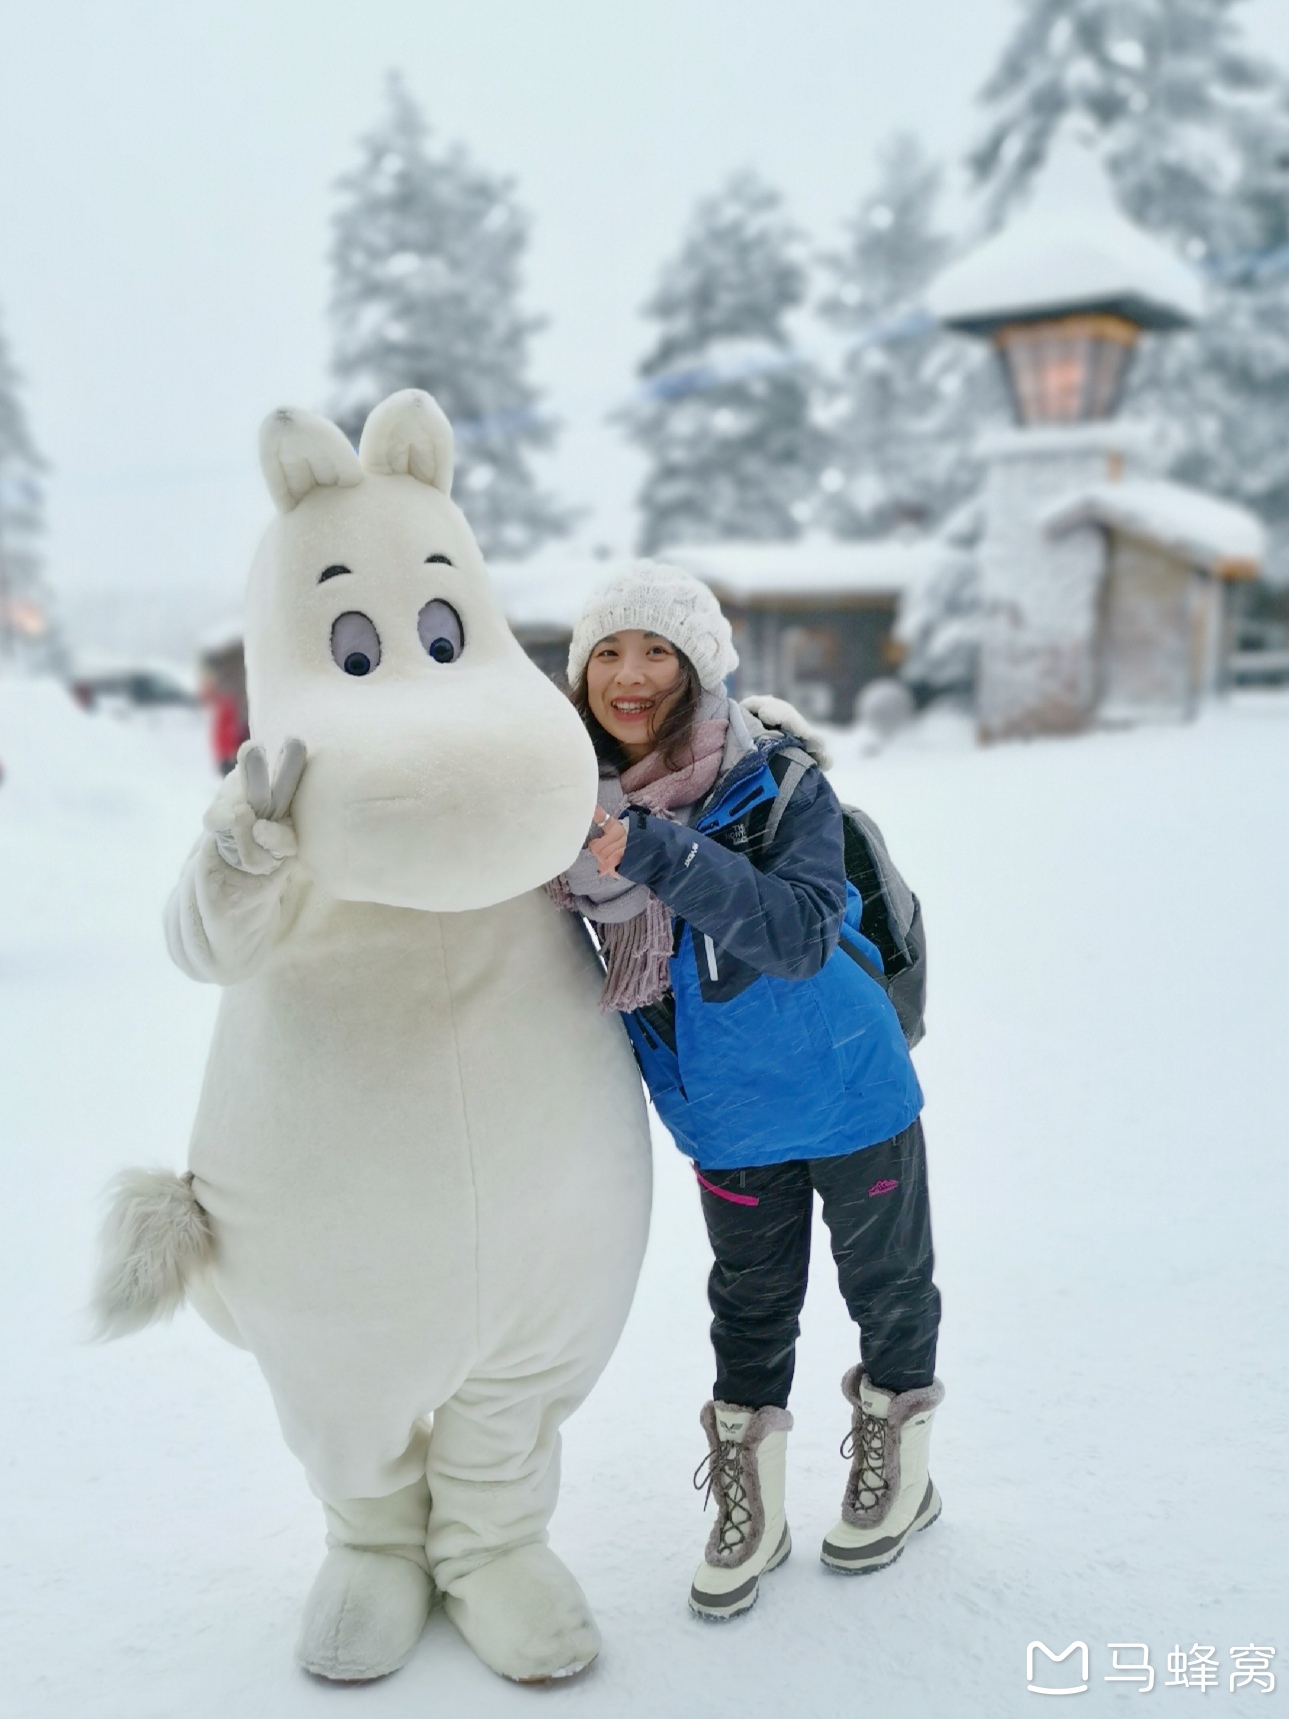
left=2, top=0, right=1287, bottom=619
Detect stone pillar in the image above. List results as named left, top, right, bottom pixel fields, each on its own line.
left=975, top=422, right=1150, bottom=742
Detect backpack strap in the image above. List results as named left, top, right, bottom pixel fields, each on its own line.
left=760, top=746, right=814, bottom=849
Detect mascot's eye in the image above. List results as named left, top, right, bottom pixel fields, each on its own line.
left=417, top=599, right=464, bottom=665
left=331, top=611, right=382, bottom=677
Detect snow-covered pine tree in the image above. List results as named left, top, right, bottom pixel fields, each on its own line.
left=816, top=134, right=998, bottom=540
left=624, top=171, right=826, bottom=553
left=329, top=75, right=570, bottom=560
left=1135, top=135, right=1289, bottom=579
left=0, top=306, right=56, bottom=671
left=969, top=0, right=1289, bottom=577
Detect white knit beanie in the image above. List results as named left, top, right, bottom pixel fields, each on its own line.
left=567, top=560, right=739, bottom=693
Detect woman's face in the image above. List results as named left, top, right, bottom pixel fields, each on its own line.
left=586, top=629, right=684, bottom=761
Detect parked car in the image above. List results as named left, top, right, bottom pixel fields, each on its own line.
left=68, top=660, right=200, bottom=713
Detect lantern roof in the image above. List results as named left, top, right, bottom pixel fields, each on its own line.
left=928, top=131, right=1204, bottom=335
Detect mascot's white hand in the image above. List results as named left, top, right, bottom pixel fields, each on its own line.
left=207, top=738, right=307, bottom=875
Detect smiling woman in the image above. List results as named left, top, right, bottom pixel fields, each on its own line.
left=566, top=563, right=721, bottom=771
left=548, top=557, right=940, bottom=1623
left=578, top=630, right=701, bottom=767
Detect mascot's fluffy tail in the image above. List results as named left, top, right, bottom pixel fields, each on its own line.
left=91, top=1169, right=214, bottom=1340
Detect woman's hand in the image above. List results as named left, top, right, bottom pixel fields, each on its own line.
left=589, top=804, right=629, bottom=877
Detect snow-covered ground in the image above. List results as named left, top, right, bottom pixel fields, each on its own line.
left=2, top=682, right=1286, bottom=1717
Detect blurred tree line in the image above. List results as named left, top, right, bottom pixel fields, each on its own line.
left=0, top=310, right=57, bottom=669
left=330, top=0, right=1289, bottom=576
left=4, top=0, right=1289, bottom=638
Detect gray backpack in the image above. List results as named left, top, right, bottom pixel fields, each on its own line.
left=761, top=747, right=927, bottom=1048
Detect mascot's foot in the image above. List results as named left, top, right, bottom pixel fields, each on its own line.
left=444, top=1543, right=600, bottom=1683
left=296, top=1547, right=434, bottom=1682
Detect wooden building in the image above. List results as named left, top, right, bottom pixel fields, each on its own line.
left=1042, top=478, right=1262, bottom=721
left=667, top=541, right=937, bottom=723
left=489, top=554, right=615, bottom=686
left=491, top=540, right=944, bottom=723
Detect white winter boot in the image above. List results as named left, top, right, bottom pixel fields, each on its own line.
left=296, top=1482, right=435, bottom=1681
left=820, top=1368, right=944, bottom=1574
left=689, top=1402, right=792, bottom=1619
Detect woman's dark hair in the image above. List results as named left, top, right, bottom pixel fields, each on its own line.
left=571, top=644, right=704, bottom=774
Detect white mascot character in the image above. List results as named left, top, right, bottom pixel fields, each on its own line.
left=94, top=390, right=653, bottom=1685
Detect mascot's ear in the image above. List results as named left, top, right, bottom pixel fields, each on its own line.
left=358, top=389, right=455, bottom=495
left=259, top=409, right=363, bottom=513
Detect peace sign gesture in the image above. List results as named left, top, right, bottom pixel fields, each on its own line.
left=242, top=738, right=307, bottom=823
left=208, top=738, right=308, bottom=875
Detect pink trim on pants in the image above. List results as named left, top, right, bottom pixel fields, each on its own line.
left=695, top=1170, right=760, bottom=1207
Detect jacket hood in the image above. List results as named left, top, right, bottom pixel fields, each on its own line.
left=739, top=695, right=832, bottom=770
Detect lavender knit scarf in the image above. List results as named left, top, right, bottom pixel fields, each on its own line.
left=548, top=693, right=729, bottom=1011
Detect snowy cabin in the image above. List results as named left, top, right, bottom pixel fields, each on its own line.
left=1042, top=478, right=1261, bottom=719
left=666, top=540, right=932, bottom=721
left=489, top=554, right=617, bottom=684
left=492, top=539, right=944, bottom=719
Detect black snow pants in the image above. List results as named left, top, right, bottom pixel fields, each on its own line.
left=695, top=1118, right=940, bottom=1411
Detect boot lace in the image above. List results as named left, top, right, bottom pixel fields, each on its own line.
left=841, top=1403, right=889, bottom=1513
left=693, top=1437, right=754, bottom=1554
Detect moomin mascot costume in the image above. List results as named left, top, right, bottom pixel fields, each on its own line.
left=94, top=390, right=653, bottom=1685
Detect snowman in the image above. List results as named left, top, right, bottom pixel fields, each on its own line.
left=95, top=390, right=652, bottom=1685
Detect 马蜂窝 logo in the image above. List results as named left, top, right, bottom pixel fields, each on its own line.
left=1027, top=1641, right=1088, bottom=1696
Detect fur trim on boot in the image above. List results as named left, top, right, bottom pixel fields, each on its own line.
left=91, top=1168, right=214, bottom=1339
left=840, top=1367, right=944, bottom=1528
left=821, top=1369, right=943, bottom=1574
left=696, top=1401, right=792, bottom=1570
left=690, top=1402, right=793, bottom=1618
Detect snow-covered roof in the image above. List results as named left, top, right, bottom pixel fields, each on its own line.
left=668, top=538, right=938, bottom=604
left=489, top=554, right=628, bottom=633
left=490, top=539, right=935, bottom=633
left=1042, top=478, right=1264, bottom=576
left=928, top=131, right=1203, bottom=335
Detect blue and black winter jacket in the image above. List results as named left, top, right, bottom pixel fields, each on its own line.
left=616, top=734, right=923, bottom=1170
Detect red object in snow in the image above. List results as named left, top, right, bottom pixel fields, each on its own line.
left=206, top=688, right=249, bottom=774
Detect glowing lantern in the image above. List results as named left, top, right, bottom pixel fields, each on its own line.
left=928, top=133, right=1201, bottom=426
